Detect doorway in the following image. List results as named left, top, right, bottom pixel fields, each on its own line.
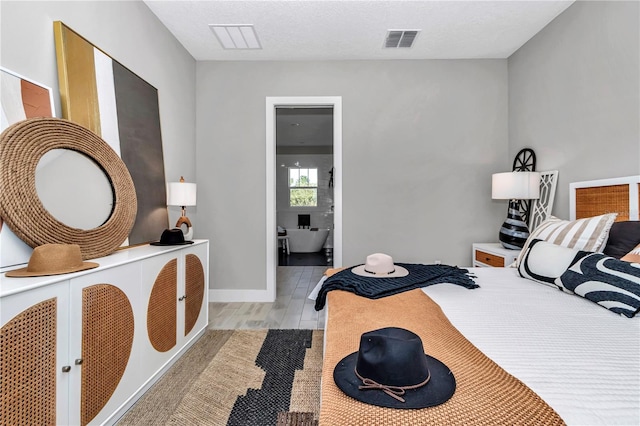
left=276, top=106, right=333, bottom=267
left=265, top=96, right=342, bottom=301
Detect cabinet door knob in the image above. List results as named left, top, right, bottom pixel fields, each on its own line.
left=178, top=295, right=187, bottom=301
left=75, top=358, right=83, bottom=365
left=62, top=366, right=71, bottom=373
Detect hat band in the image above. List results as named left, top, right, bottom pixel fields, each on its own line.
left=355, top=367, right=431, bottom=403
left=364, top=268, right=396, bottom=276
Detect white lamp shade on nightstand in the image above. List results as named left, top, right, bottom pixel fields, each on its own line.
left=492, top=172, right=541, bottom=200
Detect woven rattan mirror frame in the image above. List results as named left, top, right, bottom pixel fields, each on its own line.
left=0, top=117, right=137, bottom=260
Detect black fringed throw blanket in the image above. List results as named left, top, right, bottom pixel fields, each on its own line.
left=314, top=263, right=478, bottom=310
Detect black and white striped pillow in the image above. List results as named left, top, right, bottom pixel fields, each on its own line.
left=555, top=252, right=640, bottom=318
left=515, top=213, right=617, bottom=268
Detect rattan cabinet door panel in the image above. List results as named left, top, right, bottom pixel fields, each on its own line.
left=68, top=262, right=143, bottom=426
left=80, top=284, right=134, bottom=426
left=0, top=282, right=70, bottom=426
left=147, top=259, right=178, bottom=352
left=182, top=243, right=208, bottom=340
left=184, top=253, right=204, bottom=336
left=139, top=252, right=180, bottom=381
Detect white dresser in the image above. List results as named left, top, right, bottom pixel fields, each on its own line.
left=0, top=240, right=209, bottom=426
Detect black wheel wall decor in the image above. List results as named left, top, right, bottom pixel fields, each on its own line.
left=513, top=148, right=536, bottom=172
left=512, top=148, right=537, bottom=226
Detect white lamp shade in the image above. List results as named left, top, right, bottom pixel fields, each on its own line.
left=492, top=172, right=540, bottom=200
left=167, top=181, right=197, bottom=206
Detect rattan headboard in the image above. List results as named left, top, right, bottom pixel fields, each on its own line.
left=570, top=176, right=640, bottom=221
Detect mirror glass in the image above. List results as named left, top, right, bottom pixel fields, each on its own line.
left=36, top=149, right=114, bottom=230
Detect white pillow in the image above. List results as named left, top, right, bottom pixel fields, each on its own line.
left=515, top=213, right=617, bottom=268
left=518, top=239, right=581, bottom=287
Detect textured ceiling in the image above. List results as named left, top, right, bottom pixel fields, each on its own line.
left=143, top=0, right=574, bottom=61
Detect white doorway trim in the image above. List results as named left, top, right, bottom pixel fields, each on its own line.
left=266, top=96, right=343, bottom=301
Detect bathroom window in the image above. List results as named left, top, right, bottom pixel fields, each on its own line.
left=289, top=168, right=317, bottom=207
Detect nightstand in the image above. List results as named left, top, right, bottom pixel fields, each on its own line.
left=472, top=243, right=520, bottom=268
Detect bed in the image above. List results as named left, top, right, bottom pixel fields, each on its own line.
left=317, top=176, right=640, bottom=425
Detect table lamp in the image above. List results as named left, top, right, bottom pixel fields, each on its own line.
left=492, top=171, right=540, bottom=249
left=167, top=176, right=197, bottom=241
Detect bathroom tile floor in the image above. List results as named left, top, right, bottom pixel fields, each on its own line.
left=208, top=265, right=328, bottom=330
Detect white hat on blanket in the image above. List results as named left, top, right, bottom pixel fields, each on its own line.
left=351, top=253, right=409, bottom=278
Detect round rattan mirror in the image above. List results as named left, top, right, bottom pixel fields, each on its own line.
left=0, top=117, right=137, bottom=260
left=36, top=149, right=114, bottom=230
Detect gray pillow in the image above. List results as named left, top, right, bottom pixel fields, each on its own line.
left=603, top=221, right=640, bottom=259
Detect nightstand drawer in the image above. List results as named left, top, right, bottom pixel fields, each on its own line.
left=475, top=250, right=505, bottom=267
left=472, top=243, right=520, bottom=268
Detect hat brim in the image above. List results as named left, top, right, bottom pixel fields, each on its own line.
left=333, top=351, right=456, bottom=409
left=150, top=240, right=194, bottom=246
left=5, top=262, right=99, bottom=278
left=351, top=264, right=409, bottom=278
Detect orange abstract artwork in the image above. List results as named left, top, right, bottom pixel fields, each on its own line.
left=21, top=80, right=52, bottom=118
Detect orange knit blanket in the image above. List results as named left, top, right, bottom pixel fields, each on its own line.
left=320, top=289, right=565, bottom=425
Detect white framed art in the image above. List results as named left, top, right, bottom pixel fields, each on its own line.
left=0, top=67, right=57, bottom=269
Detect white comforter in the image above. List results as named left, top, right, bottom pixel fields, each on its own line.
left=421, top=267, right=640, bottom=426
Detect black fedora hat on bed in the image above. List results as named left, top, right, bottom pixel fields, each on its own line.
left=150, top=228, right=194, bottom=246
left=333, top=327, right=456, bottom=409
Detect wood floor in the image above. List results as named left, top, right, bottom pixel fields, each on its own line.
left=208, top=266, right=327, bottom=330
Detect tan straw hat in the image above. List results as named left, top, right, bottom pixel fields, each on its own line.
left=5, top=244, right=99, bottom=278
left=351, top=253, right=409, bottom=278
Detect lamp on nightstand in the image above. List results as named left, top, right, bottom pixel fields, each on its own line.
left=167, top=176, right=197, bottom=241
left=492, top=171, right=540, bottom=249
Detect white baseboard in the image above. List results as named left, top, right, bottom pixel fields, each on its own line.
left=209, top=288, right=275, bottom=303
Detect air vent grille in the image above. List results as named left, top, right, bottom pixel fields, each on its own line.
left=385, top=30, right=420, bottom=48
left=209, top=24, right=262, bottom=49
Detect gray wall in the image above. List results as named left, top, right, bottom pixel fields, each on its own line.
left=508, top=1, right=640, bottom=219
left=0, top=0, right=197, bottom=228
left=197, top=60, right=509, bottom=291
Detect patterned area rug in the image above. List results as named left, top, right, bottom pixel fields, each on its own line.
left=118, top=329, right=323, bottom=426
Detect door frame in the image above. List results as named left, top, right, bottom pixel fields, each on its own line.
left=265, top=96, right=343, bottom=301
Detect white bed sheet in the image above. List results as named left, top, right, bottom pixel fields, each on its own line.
left=421, top=267, right=640, bottom=425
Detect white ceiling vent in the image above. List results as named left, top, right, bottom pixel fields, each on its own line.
left=384, top=30, right=420, bottom=48
left=209, top=25, right=262, bottom=49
